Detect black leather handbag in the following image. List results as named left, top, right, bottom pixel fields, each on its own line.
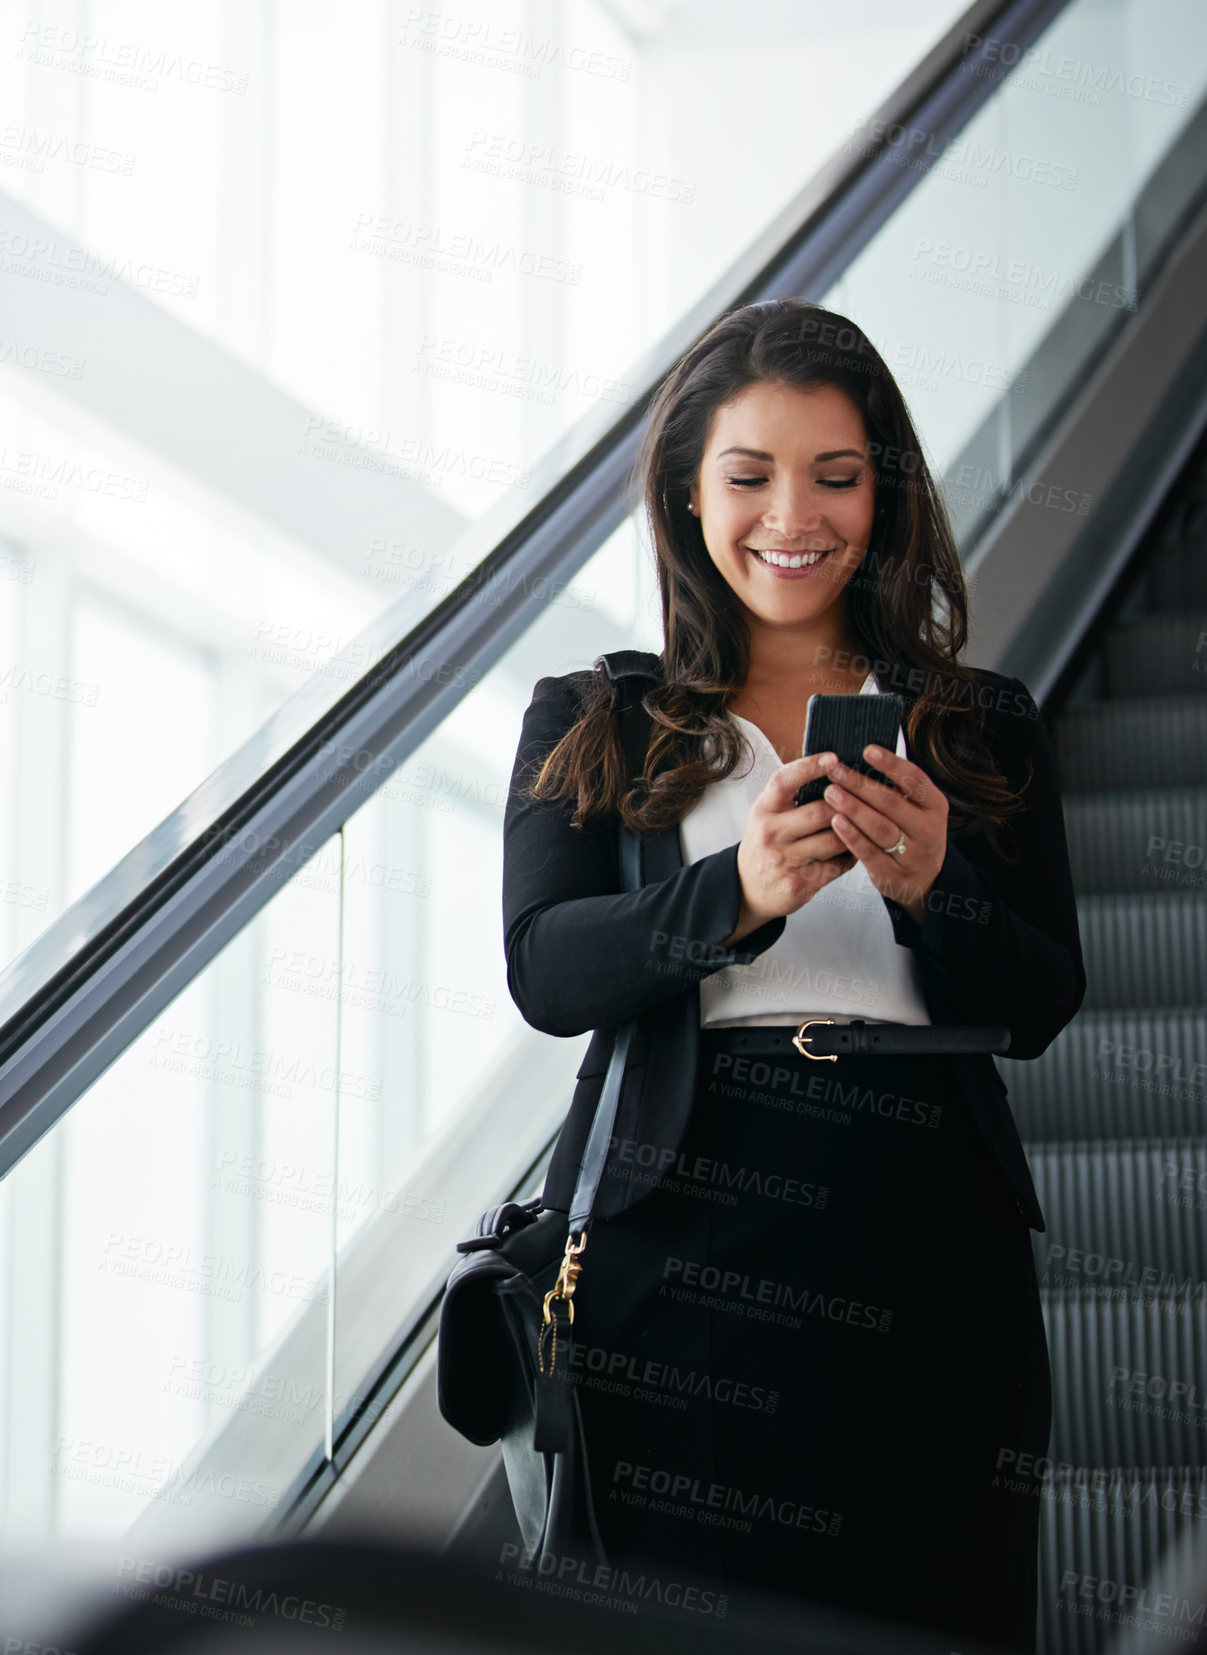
left=436, top=661, right=646, bottom=1572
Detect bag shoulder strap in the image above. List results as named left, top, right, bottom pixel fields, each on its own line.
left=566, top=654, right=656, bottom=1235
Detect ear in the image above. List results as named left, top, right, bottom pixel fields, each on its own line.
left=688, top=481, right=700, bottom=516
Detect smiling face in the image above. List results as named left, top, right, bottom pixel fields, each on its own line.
left=687, top=378, right=875, bottom=666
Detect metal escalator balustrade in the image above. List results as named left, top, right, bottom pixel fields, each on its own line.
left=1002, top=447, right=1207, bottom=1654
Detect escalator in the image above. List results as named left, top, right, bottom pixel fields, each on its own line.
left=1011, top=451, right=1207, bottom=1651
left=1, top=0, right=1206, bottom=1650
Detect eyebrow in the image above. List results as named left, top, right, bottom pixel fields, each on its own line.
left=714, top=445, right=866, bottom=462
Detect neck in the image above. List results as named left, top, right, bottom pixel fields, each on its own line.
left=741, top=614, right=866, bottom=687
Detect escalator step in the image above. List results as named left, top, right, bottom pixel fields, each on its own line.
left=1074, top=892, right=1207, bottom=1011
left=1038, top=1287, right=1207, bottom=1470
left=1062, top=786, right=1207, bottom=895
left=1028, top=1139, right=1207, bottom=1288
left=1055, top=696, right=1207, bottom=790
left=1035, top=1464, right=1207, bottom=1655
left=1000, top=1008, right=1207, bottom=1141
left=1102, top=611, right=1207, bottom=697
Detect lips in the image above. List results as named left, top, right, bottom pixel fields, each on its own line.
left=747, top=546, right=834, bottom=572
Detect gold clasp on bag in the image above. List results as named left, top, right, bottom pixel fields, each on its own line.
left=542, top=1229, right=587, bottom=1326
left=538, top=1229, right=587, bottom=1377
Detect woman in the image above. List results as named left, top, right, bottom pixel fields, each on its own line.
left=501, top=300, right=1085, bottom=1647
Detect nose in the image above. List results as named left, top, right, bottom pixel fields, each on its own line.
left=760, top=477, right=821, bottom=540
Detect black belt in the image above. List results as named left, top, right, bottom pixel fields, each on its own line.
left=702, top=1019, right=1011, bottom=1061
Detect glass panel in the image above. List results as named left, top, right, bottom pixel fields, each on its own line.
left=827, top=0, right=1207, bottom=542
left=0, top=841, right=341, bottom=1551
left=0, top=0, right=973, bottom=964
left=330, top=516, right=657, bottom=1419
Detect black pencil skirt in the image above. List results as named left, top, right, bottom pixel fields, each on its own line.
left=567, top=1025, right=1052, bottom=1649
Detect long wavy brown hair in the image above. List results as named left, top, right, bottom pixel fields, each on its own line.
left=521, top=298, right=1026, bottom=859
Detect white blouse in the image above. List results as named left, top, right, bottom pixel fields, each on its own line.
left=679, top=672, right=932, bottom=1028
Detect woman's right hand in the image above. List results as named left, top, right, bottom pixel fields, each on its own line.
left=722, top=751, right=856, bottom=944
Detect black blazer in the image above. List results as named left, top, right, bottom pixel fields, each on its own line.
left=502, top=650, right=1086, bottom=1232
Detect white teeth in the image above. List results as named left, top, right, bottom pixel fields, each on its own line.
left=751, top=547, right=831, bottom=569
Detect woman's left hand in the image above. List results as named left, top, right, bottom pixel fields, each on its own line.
left=822, top=745, right=949, bottom=925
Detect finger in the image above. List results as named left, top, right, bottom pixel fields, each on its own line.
left=787, top=796, right=843, bottom=837
left=766, top=752, right=838, bottom=809
left=859, top=745, right=944, bottom=811
left=832, top=812, right=906, bottom=863
left=827, top=761, right=923, bottom=823
left=797, top=827, right=856, bottom=863
left=823, top=779, right=904, bottom=847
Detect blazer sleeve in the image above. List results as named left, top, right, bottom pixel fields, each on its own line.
left=503, top=673, right=788, bottom=1037
left=880, top=675, right=1086, bottom=1059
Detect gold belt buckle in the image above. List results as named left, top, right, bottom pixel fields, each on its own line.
left=792, top=1017, right=837, bottom=1061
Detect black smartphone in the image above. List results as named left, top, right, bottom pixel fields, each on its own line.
left=794, top=692, right=904, bottom=808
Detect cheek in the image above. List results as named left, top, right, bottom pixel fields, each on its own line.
left=837, top=493, right=875, bottom=544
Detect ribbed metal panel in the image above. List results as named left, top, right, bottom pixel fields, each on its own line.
left=1041, top=1288, right=1207, bottom=1469
left=1005, top=1010, right=1207, bottom=1141
left=1103, top=613, right=1207, bottom=697
left=1035, top=468, right=1207, bottom=1655
left=1075, top=894, right=1207, bottom=1010
left=1056, top=697, right=1207, bottom=791
left=1063, top=788, right=1207, bottom=895
left=1037, top=1469, right=1207, bottom=1655
left=1030, top=1141, right=1207, bottom=1286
